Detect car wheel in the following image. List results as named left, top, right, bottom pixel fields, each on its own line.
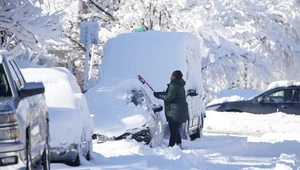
left=26, top=127, right=33, bottom=170
left=85, top=140, right=92, bottom=161
left=190, top=128, right=200, bottom=141
left=86, top=150, right=91, bottom=161
left=41, top=120, right=50, bottom=170
left=189, top=115, right=204, bottom=141
left=67, top=153, right=80, bottom=166
left=66, top=145, right=81, bottom=167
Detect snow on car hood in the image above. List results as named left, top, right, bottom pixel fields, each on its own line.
left=207, top=95, right=245, bottom=106
left=21, top=68, right=84, bottom=147
left=85, top=79, right=153, bottom=137
left=207, top=89, right=261, bottom=106
left=48, top=107, right=82, bottom=147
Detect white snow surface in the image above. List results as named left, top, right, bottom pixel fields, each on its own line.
left=21, top=67, right=94, bottom=148
left=50, top=109, right=300, bottom=170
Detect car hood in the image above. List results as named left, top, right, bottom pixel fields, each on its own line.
left=207, top=95, right=246, bottom=106
left=48, top=107, right=82, bottom=147
left=85, top=79, right=153, bottom=137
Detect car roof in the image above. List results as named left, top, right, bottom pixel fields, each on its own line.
left=102, top=31, right=202, bottom=91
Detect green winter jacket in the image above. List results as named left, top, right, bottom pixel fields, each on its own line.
left=158, top=78, right=189, bottom=123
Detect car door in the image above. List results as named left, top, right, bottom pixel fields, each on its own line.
left=250, top=89, right=295, bottom=114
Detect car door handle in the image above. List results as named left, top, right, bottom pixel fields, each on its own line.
left=281, top=105, right=289, bottom=108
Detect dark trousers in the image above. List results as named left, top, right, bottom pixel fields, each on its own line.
left=168, top=122, right=182, bottom=147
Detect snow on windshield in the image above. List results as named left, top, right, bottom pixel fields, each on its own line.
left=85, top=79, right=153, bottom=137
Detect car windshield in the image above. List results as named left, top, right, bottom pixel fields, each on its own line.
left=0, top=64, right=12, bottom=97
left=129, top=88, right=146, bottom=106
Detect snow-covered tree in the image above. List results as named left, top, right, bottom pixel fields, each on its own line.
left=0, top=0, right=63, bottom=63
left=194, top=0, right=300, bottom=102
left=38, top=0, right=300, bottom=101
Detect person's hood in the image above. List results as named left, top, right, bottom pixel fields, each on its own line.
left=172, top=78, right=186, bottom=86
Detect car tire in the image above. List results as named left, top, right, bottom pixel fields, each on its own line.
left=85, top=140, right=92, bottom=161
left=41, top=120, right=50, bottom=170
left=190, top=128, right=200, bottom=141
left=66, top=153, right=80, bottom=166
left=66, top=146, right=81, bottom=167
left=86, top=150, right=91, bottom=161
left=26, top=127, right=33, bottom=170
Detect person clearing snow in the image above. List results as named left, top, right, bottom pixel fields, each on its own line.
left=101, top=30, right=206, bottom=142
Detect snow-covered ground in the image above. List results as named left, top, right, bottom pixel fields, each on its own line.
left=50, top=110, right=300, bottom=170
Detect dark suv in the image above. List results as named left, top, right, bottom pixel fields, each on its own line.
left=206, top=85, right=300, bottom=115
left=0, top=54, right=50, bottom=169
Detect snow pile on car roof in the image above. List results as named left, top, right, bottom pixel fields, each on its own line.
left=102, top=30, right=202, bottom=92
left=267, top=80, right=300, bottom=90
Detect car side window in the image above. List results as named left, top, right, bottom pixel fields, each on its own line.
left=287, top=89, right=300, bottom=102
left=7, top=61, right=22, bottom=90
left=0, top=64, right=12, bottom=96
left=264, top=90, right=284, bottom=103
left=9, top=60, right=25, bottom=86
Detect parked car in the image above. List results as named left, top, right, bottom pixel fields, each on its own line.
left=206, top=85, right=300, bottom=115
left=0, top=54, right=50, bottom=169
left=21, top=67, right=94, bottom=166
left=85, top=79, right=164, bottom=147
left=101, top=31, right=206, bottom=140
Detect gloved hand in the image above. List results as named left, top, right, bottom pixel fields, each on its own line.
left=153, top=92, right=160, bottom=99
left=153, top=92, right=165, bottom=99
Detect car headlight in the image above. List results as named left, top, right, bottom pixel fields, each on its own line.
left=0, top=113, right=17, bottom=124
left=0, top=126, right=19, bottom=141
left=206, top=105, right=221, bottom=111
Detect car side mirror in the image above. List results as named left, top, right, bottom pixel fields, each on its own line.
left=187, top=89, right=198, bottom=97
left=92, top=134, right=97, bottom=140
left=19, top=82, right=45, bottom=98
left=152, top=104, right=163, bottom=113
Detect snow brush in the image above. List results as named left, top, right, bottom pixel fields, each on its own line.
left=138, top=75, right=155, bottom=92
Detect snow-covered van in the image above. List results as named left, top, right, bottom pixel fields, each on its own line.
left=101, top=31, right=206, bottom=140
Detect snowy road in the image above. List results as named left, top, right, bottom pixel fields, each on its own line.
left=50, top=133, right=300, bottom=170
left=50, top=111, right=300, bottom=170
